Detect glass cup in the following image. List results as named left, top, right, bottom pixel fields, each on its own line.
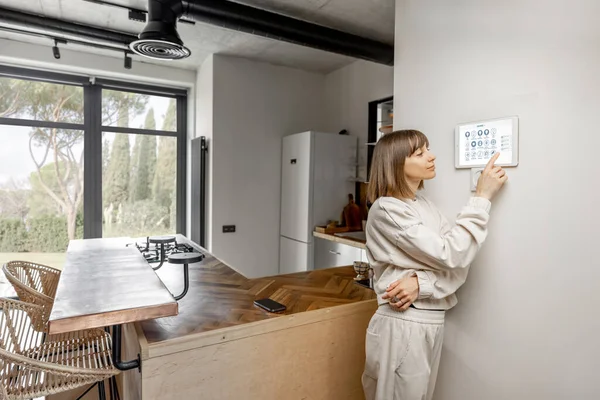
left=353, top=261, right=370, bottom=280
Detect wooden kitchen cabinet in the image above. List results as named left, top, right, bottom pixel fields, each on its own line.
left=314, top=237, right=363, bottom=269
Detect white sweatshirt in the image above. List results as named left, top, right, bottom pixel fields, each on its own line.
left=365, top=194, right=492, bottom=310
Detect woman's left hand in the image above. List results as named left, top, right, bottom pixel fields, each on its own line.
left=382, top=275, right=419, bottom=311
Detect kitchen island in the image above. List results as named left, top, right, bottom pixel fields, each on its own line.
left=121, top=235, right=377, bottom=400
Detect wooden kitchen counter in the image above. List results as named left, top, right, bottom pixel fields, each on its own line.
left=122, top=236, right=377, bottom=400
left=313, top=230, right=367, bottom=249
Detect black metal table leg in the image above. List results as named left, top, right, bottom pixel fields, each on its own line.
left=173, top=263, right=189, bottom=301
left=111, top=375, right=120, bottom=400
left=106, top=375, right=121, bottom=400
left=148, top=236, right=176, bottom=271
left=108, top=376, right=114, bottom=400
left=167, top=252, right=203, bottom=301
left=152, top=242, right=166, bottom=271
left=111, top=324, right=141, bottom=372
left=141, top=236, right=149, bottom=252
left=98, top=380, right=106, bottom=400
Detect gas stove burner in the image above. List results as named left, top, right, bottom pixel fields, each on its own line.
left=129, top=236, right=202, bottom=270
left=126, top=235, right=204, bottom=302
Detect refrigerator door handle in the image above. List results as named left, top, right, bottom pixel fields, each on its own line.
left=328, top=250, right=341, bottom=256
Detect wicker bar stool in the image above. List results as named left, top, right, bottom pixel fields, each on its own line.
left=2, top=261, right=60, bottom=331
left=2, top=261, right=120, bottom=399
left=0, top=298, right=118, bottom=399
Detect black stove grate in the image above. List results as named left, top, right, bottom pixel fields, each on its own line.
left=128, top=237, right=202, bottom=264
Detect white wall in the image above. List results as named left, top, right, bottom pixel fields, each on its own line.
left=192, top=55, right=214, bottom=245
left=202, top=57, right=393, bottom=278
left=395, top=1, right=599, bottom=398
left=210, top=55, right=327, bottom=278
left=324, top=61, right=394, bottom=180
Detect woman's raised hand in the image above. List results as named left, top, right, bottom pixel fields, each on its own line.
left=476, top=152, right=508, bottom=201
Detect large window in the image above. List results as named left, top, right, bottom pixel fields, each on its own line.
left=0, top=77, right=85, bottom=268
left=0, top=67, right=187, bottom=269
left=0, top=125, right=84, bottom=268
left=101, top=93, right=179, bottom=238
left=0, top=76, right=85, bottom=124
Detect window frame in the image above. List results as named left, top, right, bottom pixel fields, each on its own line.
left=0, top=65, right=187, bottom=239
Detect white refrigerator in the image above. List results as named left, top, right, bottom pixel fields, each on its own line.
left=279, top=131, right=357, bottom=274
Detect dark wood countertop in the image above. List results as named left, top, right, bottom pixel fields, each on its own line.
left=139, top=236, right=376, bottom=346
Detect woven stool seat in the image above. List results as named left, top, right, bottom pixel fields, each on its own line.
left=0, top=298, right=118, bottom=399
left=3, top=261, right=61, bottom=331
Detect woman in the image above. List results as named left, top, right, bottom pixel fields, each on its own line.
left=362, top=130, right=507, bottom=400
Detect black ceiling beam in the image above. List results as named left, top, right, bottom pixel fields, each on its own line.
left=0, top=6, right=138, bottom=46
left=0, top=2, right=395, bottom=66
left=81, top=0, right=196, bottom=25
left=179, top=0, right=394, bottom=65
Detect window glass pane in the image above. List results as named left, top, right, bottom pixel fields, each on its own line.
left=102, top=132, right=177, bottom=238
left=0, top=77, right=84, bottom=124
left=101, top=90, right=177, bottom=132
left=0, top=125, right=84, bottom=279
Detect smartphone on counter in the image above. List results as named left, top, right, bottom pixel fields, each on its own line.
left=254, top=298, right=286, bottom=313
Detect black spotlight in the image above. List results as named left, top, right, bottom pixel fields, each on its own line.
left=124, top=52, right=132, bottom=69
left=52, top=40, right=60, bottom=59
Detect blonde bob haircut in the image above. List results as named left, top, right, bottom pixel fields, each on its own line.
left=367, top=129, right=430, bottom=203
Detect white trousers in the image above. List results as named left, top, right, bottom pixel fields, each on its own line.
left=362, top=305, right=445, bottom=400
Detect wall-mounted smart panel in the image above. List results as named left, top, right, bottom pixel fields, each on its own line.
left=455, top=116, right=519, bottom=168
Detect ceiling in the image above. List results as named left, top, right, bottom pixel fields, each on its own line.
left=0, top=0, right=395, bottom=73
